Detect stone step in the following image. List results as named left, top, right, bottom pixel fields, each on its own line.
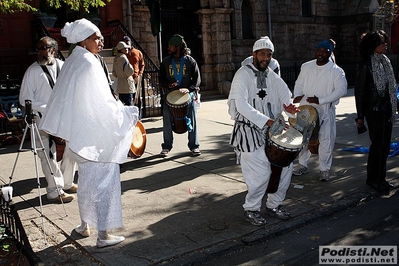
left=61, top=49, right=115, bottom=80
left=60, top=48, right=113, bottom=59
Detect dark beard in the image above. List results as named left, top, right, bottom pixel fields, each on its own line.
left=253, top=57, right=267, bottom=71
left=254, top=61, right=267, bottom=71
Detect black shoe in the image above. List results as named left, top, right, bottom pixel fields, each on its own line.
left=267, top=205, right=291, bottom=220
left=244, top=210, right=267, bottom=226
left=380, top=180, right=394, bottom=189
left=366, top=180, right=385, bottom=192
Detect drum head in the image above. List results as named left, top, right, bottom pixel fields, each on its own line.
left=166, top=90, right=191, bottom=106
left=130, top=121, right=147, bottom=158
left=288, top=105, right=318, bottom=128
left=270, top=127, right=303, bottom=149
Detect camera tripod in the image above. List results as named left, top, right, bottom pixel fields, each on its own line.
left=7, top=100, right=68, bottom=243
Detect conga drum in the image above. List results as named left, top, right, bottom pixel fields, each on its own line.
left=288, top=105, right=320, bottom=154
left=128, top=120, right=147, bottom=159
left=166, top=90, right=192, bottom=134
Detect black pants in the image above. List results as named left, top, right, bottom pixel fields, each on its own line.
left=365, top=110, right=392, bottom=183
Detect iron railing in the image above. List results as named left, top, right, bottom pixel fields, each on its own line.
left=31, top=19, right=65, bottom=61
left=281, top=63, right=300, bottom=90
left=0, top=190, right=43, bottom=265
left=106, top=20, right=162, bottom=117
left=31, top=18, right=161, bottom=118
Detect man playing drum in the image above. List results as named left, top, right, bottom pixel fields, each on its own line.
left=228, top=37, right=300, bottom=225
left=159, top=34, right=201, bottom=157
left=292, top=40, right=347, bottom=181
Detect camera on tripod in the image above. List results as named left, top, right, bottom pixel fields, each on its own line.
left=25, top=99, right=34, bottom=125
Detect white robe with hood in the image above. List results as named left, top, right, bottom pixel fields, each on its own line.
left=40, top=46, right=139, bottom=230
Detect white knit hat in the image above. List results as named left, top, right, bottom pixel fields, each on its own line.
left=253, top=36, right=274, bottom=52
left=61, top=18, right=100, bottom=44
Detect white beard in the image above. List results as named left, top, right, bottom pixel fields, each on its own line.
left=38, top=55, right=54, bottom=66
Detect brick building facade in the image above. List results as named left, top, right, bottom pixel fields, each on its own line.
left=0, top=0, right=397, bottom=94
left=129, top=0, right=395, bottom=94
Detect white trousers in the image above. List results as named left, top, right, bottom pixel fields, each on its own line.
left=298, top=109, right=336, bottom=171
left=36, top=122, right=76, bottom=198
left=241, top=144, right=292, bottom=211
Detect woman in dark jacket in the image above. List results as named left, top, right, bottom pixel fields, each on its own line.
left=355, top=30, right=398, bottom=191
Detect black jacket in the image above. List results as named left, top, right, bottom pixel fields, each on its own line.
left=355, top=60, right=391, bottom=119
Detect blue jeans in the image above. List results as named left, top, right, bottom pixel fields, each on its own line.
left=119, top=93, right=134, bottom=106
left=162, top=93, right=199, bottom=150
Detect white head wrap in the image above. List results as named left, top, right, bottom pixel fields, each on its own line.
left=61, top=18, right=100, bottom=44
left=253, top=36, right=274, bottom=53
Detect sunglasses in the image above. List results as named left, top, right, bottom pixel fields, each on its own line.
left=36, top=46, right=52, bottom=51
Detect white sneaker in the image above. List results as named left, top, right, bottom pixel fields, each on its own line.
left=191, top=148, right=201, bottom=156
left=160, top=149, right=170, bottom=157
left=292, top=164, right=308, bottom=176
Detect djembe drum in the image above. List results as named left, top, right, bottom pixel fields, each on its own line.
left=265, top=127, right=304, bottom=168
left=166, top=90, right=192, bottom=134
left=265, top=114, right=304, bottom=193
left=51, top=136, right=66, bottom=162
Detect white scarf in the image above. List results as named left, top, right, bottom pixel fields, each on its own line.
left=371, top=53, right=397, bottom=121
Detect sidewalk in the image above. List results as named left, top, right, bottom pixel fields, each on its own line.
left=0, top=88, right=398, bottom=265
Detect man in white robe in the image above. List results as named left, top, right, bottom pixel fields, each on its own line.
left=40, top=19, right=139, bottom=248
left=19, top=36, right=77, bottom=203
left=292, top=40, right=347, bottom=181
left=228, top=37, right=299, bottom=225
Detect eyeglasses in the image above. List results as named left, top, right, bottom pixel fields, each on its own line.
left=36, top=46, right=52, bottom=51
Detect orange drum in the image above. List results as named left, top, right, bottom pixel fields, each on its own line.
left=166, top=90, right=191, bottom=134
left=128, top=120, right=147, bottom=159
left=288, top=105, right=320, bottom=154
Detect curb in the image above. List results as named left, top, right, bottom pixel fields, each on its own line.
left=155, top=188, right=380, bottom=265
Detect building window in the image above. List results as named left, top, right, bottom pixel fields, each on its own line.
left=302, top=0, right=312, bottom=17
left=242, top=0, right=253, bottom=39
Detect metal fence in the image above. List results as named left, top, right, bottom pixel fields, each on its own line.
left=280, top=62, right=357, bottom=91
left=31, top=19, right=162, bottom=118
left=280, top=63, right=300, bottom=90
left=106, top=20, right=162, bottom=118
left=0, top=190, right=43, bottom=265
